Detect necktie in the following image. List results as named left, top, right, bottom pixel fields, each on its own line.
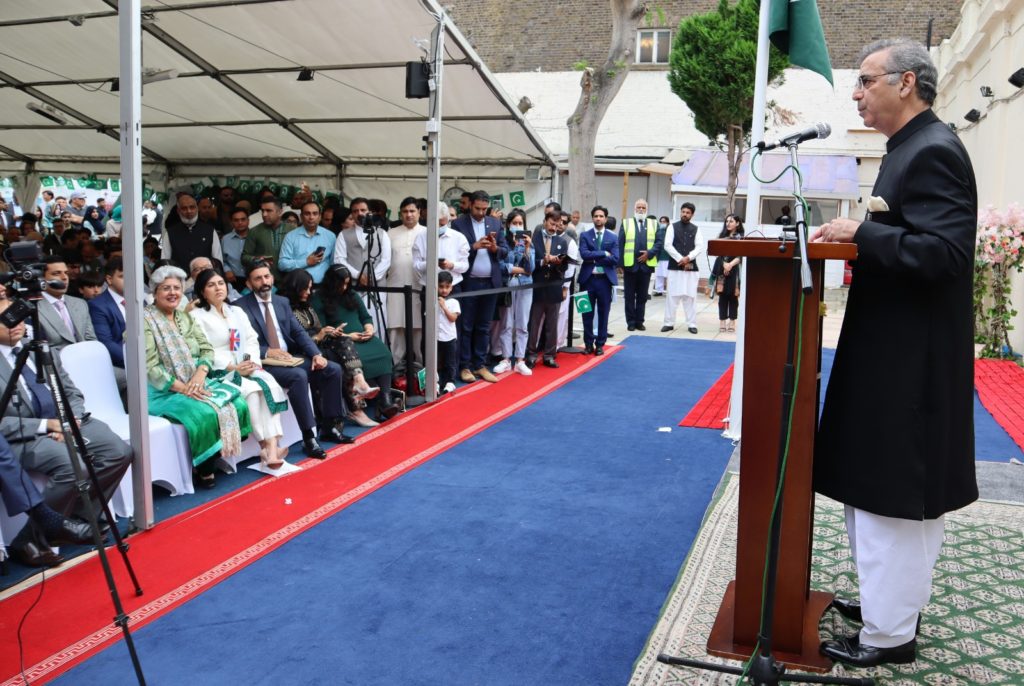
left=263, top=301, right=281, bottom=349
left=11, top=348, right=57, bottom=418
left=544, top=234, right=552, bottom=256
left=595, top=232, right=604, bottom=274
left=53, top=299, right=76, bottom=337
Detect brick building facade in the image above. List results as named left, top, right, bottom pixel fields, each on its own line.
left=444, top=0, right=964, bottom=73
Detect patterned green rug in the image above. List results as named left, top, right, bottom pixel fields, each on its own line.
left=631, top=474, right=1024, bottom=685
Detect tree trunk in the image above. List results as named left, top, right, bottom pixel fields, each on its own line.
left=566, top=0, right=648, bottom=217
left=724, top=124, right=745, bottom=216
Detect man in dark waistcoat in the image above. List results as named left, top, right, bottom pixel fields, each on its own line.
left=160, top=192, right=223, bottom=270
left=812, top=38, right=978, bottom=668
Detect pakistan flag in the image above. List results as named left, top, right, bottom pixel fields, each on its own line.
left=766, top=0, right=833, bottom=86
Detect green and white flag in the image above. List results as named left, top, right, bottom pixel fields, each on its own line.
left=767, top=0, right=833, bottom=85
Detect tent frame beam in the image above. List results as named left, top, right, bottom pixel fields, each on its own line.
left=0, top=0, right=286, bottom=28
left=0, top=115, right=516, bottom=131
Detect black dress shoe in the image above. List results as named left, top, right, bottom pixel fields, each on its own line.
left=594, top=347, right=605, bottom=356
left=660, top=325, right=674, bottom=332
left=830, top=598, right=921, bottom=634
left=820, top=634, right=916, bottom=667
left=583, top=345, right=594, bottom=354
left=524, top=356, right=537, bottom=369
left=303, top=437, right=328, bottom=458
left=542, top=357, right=559, bottom=368
left=627, top=325, right=636, bottom=331
left=11, top=540, right=63, bottom=568
left=320, top=426, right=354, bottom=445
left=49, top=518, right=94, bottom=546
left=635, top=324, right=646, bottom=331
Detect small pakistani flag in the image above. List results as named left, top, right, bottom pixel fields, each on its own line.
left=767, top=0, right=833, bottom=86
left=572, top=291, right=593, bottom=315
left=416, top=367, right=427, bottom=391
left=509, top=190, right=525, bottom=207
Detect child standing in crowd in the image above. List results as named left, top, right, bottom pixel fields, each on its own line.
left=437, top=271, right=460, bottom=394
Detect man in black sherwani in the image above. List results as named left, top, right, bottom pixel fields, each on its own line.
left=811, top=38, right=978, bottom=668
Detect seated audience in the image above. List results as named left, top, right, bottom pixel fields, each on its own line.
left=190, top=269, right=290, bottom=470
left=235, top=261, right=352, bottom=456
left=37, top=254, right=97, bottom=352
left=88, top=257, right=128, bottom=392
left=143, top=265, right=252, bottom=489
left=71, top=271, right=105, bottom=301
left=279, top=270, right=386, bottom=428
left=1, top=433, right=93, bottom=568
left=0, top=299, right=131, bottom=537
left=320, top=266, right=400, bottom=422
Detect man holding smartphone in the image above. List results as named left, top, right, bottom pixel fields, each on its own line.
left=277, top=200, right=337, bottom=284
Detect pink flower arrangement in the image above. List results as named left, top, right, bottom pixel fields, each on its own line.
left=976, top=203, right=1024, bottom=268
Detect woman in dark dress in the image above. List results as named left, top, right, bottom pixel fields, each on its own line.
left=319, top=266, right=400, bottom=421
left=710, top=213, right=744, bottom=332
left=278, top=270, right=383, bottom=427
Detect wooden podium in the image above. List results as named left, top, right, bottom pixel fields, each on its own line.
left=705, top=238, right=857, bottom=672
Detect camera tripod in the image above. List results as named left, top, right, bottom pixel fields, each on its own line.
left=356, top=220, right=390, bottom=348
left=0, top=303, right=146, bottom=685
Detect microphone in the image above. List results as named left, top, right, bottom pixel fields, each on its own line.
left=757, top=122, right=831, bottom=151
left=46, top=280, right=68, bottom=290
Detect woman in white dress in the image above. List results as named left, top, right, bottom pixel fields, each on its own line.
left=189, top=268, right=290, bottom=469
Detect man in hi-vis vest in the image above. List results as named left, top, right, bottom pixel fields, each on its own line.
left=617, top=199, right=663, bottom=331
left=661, top=201, right=705, bottom=334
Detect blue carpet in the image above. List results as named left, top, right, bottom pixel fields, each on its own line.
left=53, top=338, right=736, bottom=686
left=820, top=349, right=1022, bottom=463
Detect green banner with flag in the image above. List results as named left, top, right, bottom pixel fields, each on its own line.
left=767, top=0, right=833, bottom=86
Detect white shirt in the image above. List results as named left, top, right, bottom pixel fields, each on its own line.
left=438, top=298, right=460, bottom=342
left=412, top=227, right=470, bottom=286
left=468, top=217, right=492, bottom=278
left=331, top=227, right=392, bottom=283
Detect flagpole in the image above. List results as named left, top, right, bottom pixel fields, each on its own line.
left=724, top=0, right=771, bottom=442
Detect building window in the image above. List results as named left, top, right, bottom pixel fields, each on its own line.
left=636, top=29, right=671, bottom=65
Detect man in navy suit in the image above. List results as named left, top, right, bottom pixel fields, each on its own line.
left=88, top=257, right=128, bottom=392
left=1, top=434, right=93, bottom=567
left=578, top=206, right=619, bottom=355
left=450, top=190, right=508, bottom=383
left=234, top=261, right=352, bottom=458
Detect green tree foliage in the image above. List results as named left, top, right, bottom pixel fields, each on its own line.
left=668, top=0, right=788, bottom=211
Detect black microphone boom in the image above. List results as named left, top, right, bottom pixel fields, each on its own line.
left=757, top=122, right=832, bottom=151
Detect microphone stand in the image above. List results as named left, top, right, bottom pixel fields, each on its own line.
left=657, top=141, right=872, bottom=686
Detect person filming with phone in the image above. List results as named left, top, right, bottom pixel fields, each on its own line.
left=277, top=200, right=337, bottom=285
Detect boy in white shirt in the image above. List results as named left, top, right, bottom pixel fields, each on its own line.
left=437, top=271, right=461, bottom=394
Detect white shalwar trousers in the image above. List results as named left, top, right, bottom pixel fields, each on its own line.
left=845, top=505, right=945, bottom=648
left=663, top=270, right=699, bottom=327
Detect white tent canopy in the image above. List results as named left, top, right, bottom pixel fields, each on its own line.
left=0, top=0, right=556, bottom=204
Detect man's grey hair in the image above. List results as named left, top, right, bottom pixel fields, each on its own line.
left=149, top=265, right=187, bottom=291
left=858, top=38, right=937, bottom=105
left=189, top=256, right=212, bottom=272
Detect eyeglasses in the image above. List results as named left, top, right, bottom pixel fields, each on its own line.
left=855, top=71, right=901, bottom=91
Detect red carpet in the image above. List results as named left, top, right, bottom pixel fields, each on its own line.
left=0, top=349, right=618, bottom=686
left=974, top=358, right=1024, bottom=452
left=679, top=364, right=733, bottom=429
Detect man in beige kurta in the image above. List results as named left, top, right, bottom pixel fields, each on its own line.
left=386, top=198, right=427, bottom=373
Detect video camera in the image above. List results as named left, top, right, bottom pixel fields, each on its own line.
left=0, top=241, right=49, bottom=328
left=361, top=213, right=387, bottom=236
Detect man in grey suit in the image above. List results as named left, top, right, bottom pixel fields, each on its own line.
left=35, top=254, right=96, bottom=352
left=0, top=299, right=131, bottom=529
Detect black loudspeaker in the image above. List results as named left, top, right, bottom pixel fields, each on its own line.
left=405, top=61, right=430, bottom=99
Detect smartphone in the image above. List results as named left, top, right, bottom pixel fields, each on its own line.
left=514, top=230, right=525, bottom=246
left=242, top=353, right=251, bottom=362
left=438, top=258, right=446, bottom=267
left=314, top=246, right=326, bottom=256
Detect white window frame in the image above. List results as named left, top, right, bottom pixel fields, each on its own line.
left=635, top=29, right=671, bottom=65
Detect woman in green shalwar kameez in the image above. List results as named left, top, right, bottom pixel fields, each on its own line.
left=143, top=266, right=251, bottom=488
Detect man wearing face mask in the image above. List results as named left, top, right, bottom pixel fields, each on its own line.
left=413, top=201, right=470, bottom=291
left=161, top=192, right=223, bottom=269
left=618, top=199, right=662, bottom=331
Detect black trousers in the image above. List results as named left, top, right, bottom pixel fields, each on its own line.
left=622, top=268, right=653, bottom=326
left=266, top=358, right=345, bottom=433
left=527, top=300, right=560, bottom=359
left=438, top=338, right=459, bottom=388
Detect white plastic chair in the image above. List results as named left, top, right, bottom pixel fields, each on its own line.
left=59, top=341, right=194, bottom=507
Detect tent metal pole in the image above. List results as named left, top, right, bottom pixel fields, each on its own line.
left=423, top=9, right=445, bottom=404
left=120, top=0, right=154, bottom=528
